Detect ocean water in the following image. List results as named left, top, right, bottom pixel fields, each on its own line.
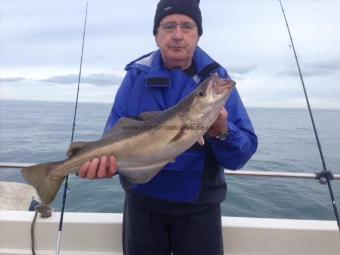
left=0, top=99, right=339, bottom=220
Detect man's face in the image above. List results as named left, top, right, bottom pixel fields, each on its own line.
left=155, top=14, right=200, bottom=70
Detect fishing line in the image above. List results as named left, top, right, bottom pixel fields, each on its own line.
left=277, top=0, right=340, bottom=232
left=55, top=2, right=89, bottom=254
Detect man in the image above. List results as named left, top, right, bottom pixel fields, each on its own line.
left=79, top=0, right=257, bottom=254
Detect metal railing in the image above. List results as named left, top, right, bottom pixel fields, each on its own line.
left=1, top=162, right=339, bottom=180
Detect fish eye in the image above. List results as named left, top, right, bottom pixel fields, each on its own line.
left=197, top=90, right=206, bottom=97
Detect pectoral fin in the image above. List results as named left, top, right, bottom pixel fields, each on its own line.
left=170, top=128, right=187, bottom=143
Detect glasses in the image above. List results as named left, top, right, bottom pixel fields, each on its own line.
left=158, top=22, right=196, bottom=34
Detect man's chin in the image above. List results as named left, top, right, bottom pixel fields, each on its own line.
left=168, top=52, right=187, bottom=62
left=165, top=58, right=190, bottom=69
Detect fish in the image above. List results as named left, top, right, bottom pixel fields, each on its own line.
left=21, top=73, right=235, bottom=208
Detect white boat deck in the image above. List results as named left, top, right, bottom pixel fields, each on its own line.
left=1, top=210, right=340, bottom=255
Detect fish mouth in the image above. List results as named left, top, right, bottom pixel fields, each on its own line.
left=211, top=79, right=236, bottom=96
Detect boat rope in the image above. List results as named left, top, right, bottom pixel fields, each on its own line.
left=31, top=205, right=53, bottom=255
left=277, top=0, right=340, bottom=232
left=55, top=2, right=89, bottom=254
left=31, top=211, right=38, bottom=255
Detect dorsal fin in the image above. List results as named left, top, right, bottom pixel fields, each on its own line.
left=103, top=117, right=143, bottom=138
left=139, top=111, right=161, bottom=121
left=115, top=117, right=142, bottom=128
left=66, top=142, right=88, bottom=158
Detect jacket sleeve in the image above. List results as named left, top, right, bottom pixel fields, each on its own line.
left=208, top=87, right=258, bottom=170
left=103, top=70, right=137, bottom=134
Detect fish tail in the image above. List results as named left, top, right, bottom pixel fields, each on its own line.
left=21, top=161, right=65, bottom=206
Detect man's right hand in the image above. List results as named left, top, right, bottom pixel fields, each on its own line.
left=78, top=156, right=117, bottom=179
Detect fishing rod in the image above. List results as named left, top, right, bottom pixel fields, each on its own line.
left=55, top=2, right=89, bottom=254
left=277, top=0, right=340, bottom=232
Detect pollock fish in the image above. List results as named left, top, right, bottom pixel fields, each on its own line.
left=21, top=73, right=235, bottom=207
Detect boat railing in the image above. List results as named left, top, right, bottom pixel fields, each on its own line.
left=0, top=162, right=339, bottom=180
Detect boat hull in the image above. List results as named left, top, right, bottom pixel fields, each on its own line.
left=1, top=211, right=339, bottom=255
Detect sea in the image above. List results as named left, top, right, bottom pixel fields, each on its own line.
left=0, top=99, right=339, bottom=221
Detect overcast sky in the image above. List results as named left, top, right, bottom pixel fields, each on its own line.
left=1, top=0, right=339, bottom=108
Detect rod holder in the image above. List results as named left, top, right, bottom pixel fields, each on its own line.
left=316, top=170, right=334, bottom=184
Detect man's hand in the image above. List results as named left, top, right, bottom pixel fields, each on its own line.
left=207, top=108, right=229, bottom=137
left=78, top=155, right=117, bottom=179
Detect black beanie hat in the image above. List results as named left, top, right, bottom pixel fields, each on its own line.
left=153, top=0, right=203, bottom=36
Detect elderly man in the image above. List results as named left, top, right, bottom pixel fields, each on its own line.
left=79, top=0, right=257, bottom=254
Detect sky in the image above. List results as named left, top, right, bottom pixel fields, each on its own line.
left=0, top=0, right=340, bottom=109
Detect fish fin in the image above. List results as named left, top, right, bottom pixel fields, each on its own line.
left=119, top=161, right=169, bottom=184
left=21, top=161, right=65, bottom=206
left=103, top=117, right=143, bottom=138
left=66, top=141, right=88, bottom=158
left=198, top=136, right=205, bottom=146
left=170, top=128, right=187, bottom=143
left=116, top=117, right=141, bottom=126
left=124, top=167, right=163, bottom=184
left=138, top=111, right=161, bottom=120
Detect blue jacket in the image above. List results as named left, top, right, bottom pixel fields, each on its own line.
left=104, top=47, right=257, bottom=213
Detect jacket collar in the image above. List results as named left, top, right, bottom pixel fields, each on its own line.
left=125, top=47, right=220, bottom=109
left=127, top=47, right=218, bottom=82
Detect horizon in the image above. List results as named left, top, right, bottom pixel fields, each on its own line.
left=2, top=98, right=340, bottom=111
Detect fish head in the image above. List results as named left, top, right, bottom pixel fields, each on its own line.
left=198, top=73, right=235, bottom=104
left=182, top=73, right=235, bottom=126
